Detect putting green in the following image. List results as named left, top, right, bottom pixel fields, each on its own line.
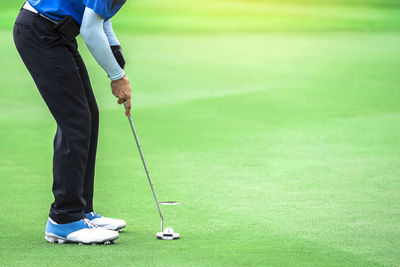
left=0, top=0, right=399, bottom=266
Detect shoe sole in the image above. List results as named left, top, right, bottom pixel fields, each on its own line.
left=45, top=233, right=118, bottom=245
left=115, top=225, right=126, bottom=232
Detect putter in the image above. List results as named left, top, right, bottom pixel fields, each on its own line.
left=123, top=102, right=180, bottom=240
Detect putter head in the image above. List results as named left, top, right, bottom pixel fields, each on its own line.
left=156, top=227, right=180, bottom=240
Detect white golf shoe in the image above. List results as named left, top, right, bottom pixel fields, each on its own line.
left=45, top=218, right=119, bottom=245
left=86, top=212, right=127, bottom=231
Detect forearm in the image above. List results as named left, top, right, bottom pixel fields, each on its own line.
left=80, top=7, right=124, bottom=81
left=103, top=19, right=120, bottom=46
left=104, top=19, right=126, bottom=69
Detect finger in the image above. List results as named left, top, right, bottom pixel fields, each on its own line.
left=125, top=97, right=132, bottom=116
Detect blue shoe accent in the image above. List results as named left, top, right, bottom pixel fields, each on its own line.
left=45, top=218, right=91, bottom=238
left=86, top=212, right=103, bottom=220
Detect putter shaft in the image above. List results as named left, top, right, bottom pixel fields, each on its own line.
left=124, top=105, right=164, bottom=232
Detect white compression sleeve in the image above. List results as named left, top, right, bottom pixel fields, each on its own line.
left=103, top=20, right=120, bottom=46
left=80, top=7, right=124, bottom=81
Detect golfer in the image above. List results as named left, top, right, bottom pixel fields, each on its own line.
left=13, top=0, right=130, bottom=244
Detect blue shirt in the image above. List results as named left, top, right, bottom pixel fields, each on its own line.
left=27, top=0, right=127, bottom=25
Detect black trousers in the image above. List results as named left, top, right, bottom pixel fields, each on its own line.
left=13, top=9, right=98, bottom=224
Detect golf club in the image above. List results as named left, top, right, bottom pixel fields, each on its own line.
left=123, top=102, right=180, bottom=240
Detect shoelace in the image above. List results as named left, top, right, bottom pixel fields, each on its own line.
left=83, top=218, right=97, bottom=229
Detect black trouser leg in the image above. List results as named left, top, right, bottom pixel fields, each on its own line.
left=73, top=52, right=99, bottom=214
left=13, top=9, right=98, bottom=223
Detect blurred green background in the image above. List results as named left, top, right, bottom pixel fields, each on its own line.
left=0, top=0, right=399, bottom=266
left=1, top=0, right=400, bottom=32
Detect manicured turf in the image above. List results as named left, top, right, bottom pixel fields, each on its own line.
left=0, top=1, right=399, bottom=266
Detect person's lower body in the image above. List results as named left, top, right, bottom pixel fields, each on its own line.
left=13, top=8, right=125, bottom=240
left=14, top=8, right=97, bottom=224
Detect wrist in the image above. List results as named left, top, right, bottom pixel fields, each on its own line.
left=109, top=70, right=125, bottom=81
left=111, top=74, right=128, bottom=84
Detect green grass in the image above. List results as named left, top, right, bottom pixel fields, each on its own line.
left=2, top=0, right=400, bottom=32
left=0, top=0, right=400, bottom=266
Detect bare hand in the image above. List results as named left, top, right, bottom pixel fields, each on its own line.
left=111, top=75, right=132, bottom=116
